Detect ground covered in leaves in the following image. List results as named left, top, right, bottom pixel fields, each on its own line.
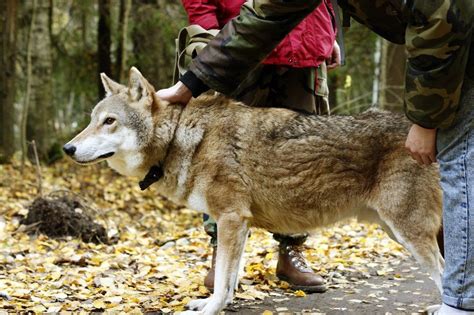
left=0, top=159, right=437, bottom=313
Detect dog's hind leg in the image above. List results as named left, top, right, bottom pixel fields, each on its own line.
left=368, top=198, right=444, bottom=293
left=356, top=206, right=445, bottom=277
left=234, top=231, right=249, bottom=292
left=185, top=211, right=249, bottom=315
left=367, top=158, right=444, bottom=294
left=385, top=221, right=443, bottom=293
left=355, top=206, right=397, bottom=240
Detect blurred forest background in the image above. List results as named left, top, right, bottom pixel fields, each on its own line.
left=0, top=0, right=407, bottom=165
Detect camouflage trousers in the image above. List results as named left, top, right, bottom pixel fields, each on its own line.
left=203, top=63, right=330, bottom=246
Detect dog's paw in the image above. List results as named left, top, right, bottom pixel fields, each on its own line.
left=186, top=297, right=211, bottom=311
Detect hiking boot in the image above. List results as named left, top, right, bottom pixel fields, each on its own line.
left=204, top=244, right=217, bottom=290
left=276, top=244, right=327, bottom=293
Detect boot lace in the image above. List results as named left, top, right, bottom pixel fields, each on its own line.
left=285, top=245, right=312, bottom=273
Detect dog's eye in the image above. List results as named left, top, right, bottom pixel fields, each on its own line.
left=103, top=117, right=116, bottom=125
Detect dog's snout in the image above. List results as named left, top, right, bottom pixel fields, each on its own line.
left=63, top=144, right=77, bottom=156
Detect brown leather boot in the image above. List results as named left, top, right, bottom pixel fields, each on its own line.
left=276, top=244, right=327, bottom=293
left=204, top=244, right=216, bottom=290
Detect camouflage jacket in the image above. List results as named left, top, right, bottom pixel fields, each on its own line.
left=186, top=0, right=474, bottom=129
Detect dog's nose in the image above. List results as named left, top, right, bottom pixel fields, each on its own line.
left=63, top=144, right=76, bottom=156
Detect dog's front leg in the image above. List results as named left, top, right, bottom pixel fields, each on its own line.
left=185, top=212, right=249, bottom=315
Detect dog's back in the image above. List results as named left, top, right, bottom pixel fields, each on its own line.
left=176, top=94, right=444, bottom=294
left=179, top=95, right=439, bottom=232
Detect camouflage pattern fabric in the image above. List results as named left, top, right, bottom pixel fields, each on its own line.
left=202, top=214, right=218, bottom=246
left=338, top=0, right=406, bottom=44
left=403, top=1, right=473, bottom=128
left=189, top=0, right=474, bottom=129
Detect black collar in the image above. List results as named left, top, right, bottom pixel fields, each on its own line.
left=139, top=165, right=163, bottom=191
left=137, top=104, right=184, bottom=191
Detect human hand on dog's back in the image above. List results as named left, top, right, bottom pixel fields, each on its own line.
left=156, top=81, right=192, bottom=105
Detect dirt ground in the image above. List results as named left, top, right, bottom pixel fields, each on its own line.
left=20, top=193, right=109, bottom=244
left=231, top=256, right=439, bottom=314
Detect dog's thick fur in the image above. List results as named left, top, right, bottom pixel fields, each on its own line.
left=66, top=68, right=444, bottom=315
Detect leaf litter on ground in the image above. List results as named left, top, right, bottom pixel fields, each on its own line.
left=0, top=158, right=410, bottom=313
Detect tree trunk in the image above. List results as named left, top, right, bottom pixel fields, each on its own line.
left=371, top=38, right=382, bottom=107
left=328, top=72, right=339, bottom=111
left=379, top=40, right=406, bottom=112
left=98, top=0, right=112, bottom=98
left=25, top=0, right=53, bottom=162
left=21, top=0, right=36, bottom=168
left=0, top=0, right=18, bottom=163
left=116, top=0, right=132, bottom=82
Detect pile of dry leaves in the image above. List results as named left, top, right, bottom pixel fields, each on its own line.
left=0, top=158, right=408, bottom=313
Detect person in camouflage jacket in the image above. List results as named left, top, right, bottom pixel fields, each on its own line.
left=157, top=1, right=474, bottom=313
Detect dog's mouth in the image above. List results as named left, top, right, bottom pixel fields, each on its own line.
left=75, top=152, right=115, bottom=165
left=99, top=152, right=115, bottom=159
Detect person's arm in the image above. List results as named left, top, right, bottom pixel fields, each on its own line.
left=404, top=0, right=473, bottom=130
left=181, top=0, right=219, bottom=30
left=323, top=0, right=340, bottom=70
left=404, top=1, right=472, bottom=165
left=326, top=40, right=341, bottom=70
left=186, top=0, right=321, bottom=96
left=163, top=0, right=222, bottom=102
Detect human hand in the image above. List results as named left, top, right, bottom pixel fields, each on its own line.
left=326, top=41, right=341, bottom=71
left=156, top=81, right=192, bottom=105
left=405, top=124, right=437, bottom=165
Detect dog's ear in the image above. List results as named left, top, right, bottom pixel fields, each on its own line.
left=100, top=73, right=125, bottom=97
left=128, top=67, right=155, bottom=106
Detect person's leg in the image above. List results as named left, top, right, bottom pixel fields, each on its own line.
left=203, top=214, right=218, bottom=289
left=233, top=64, right=273, bottom=107
left=266, top=66, right=327, bottom=292
left=201, top=67, right=274, bottom=291
left=273, top=233, right=326, bottom=292
left=314, top=63, right=331, bottom=115
left=203, top=214, right=218, bottom=245
left=235, top=65, right=329, bottom=292
left=437, top=77, right=474, bottom=312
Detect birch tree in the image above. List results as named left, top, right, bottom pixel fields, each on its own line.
left=25, top=0, right=54, bottom=162
left=379, top=40, right=406, bottom=112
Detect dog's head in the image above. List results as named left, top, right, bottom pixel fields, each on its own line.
left=64, top=67, right=167, bottom=177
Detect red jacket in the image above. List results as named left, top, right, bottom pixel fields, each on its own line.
left=181, top=0, right=337, bottom=68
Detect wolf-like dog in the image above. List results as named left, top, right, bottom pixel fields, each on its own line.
left=64, top=67, right=444, bottom=315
